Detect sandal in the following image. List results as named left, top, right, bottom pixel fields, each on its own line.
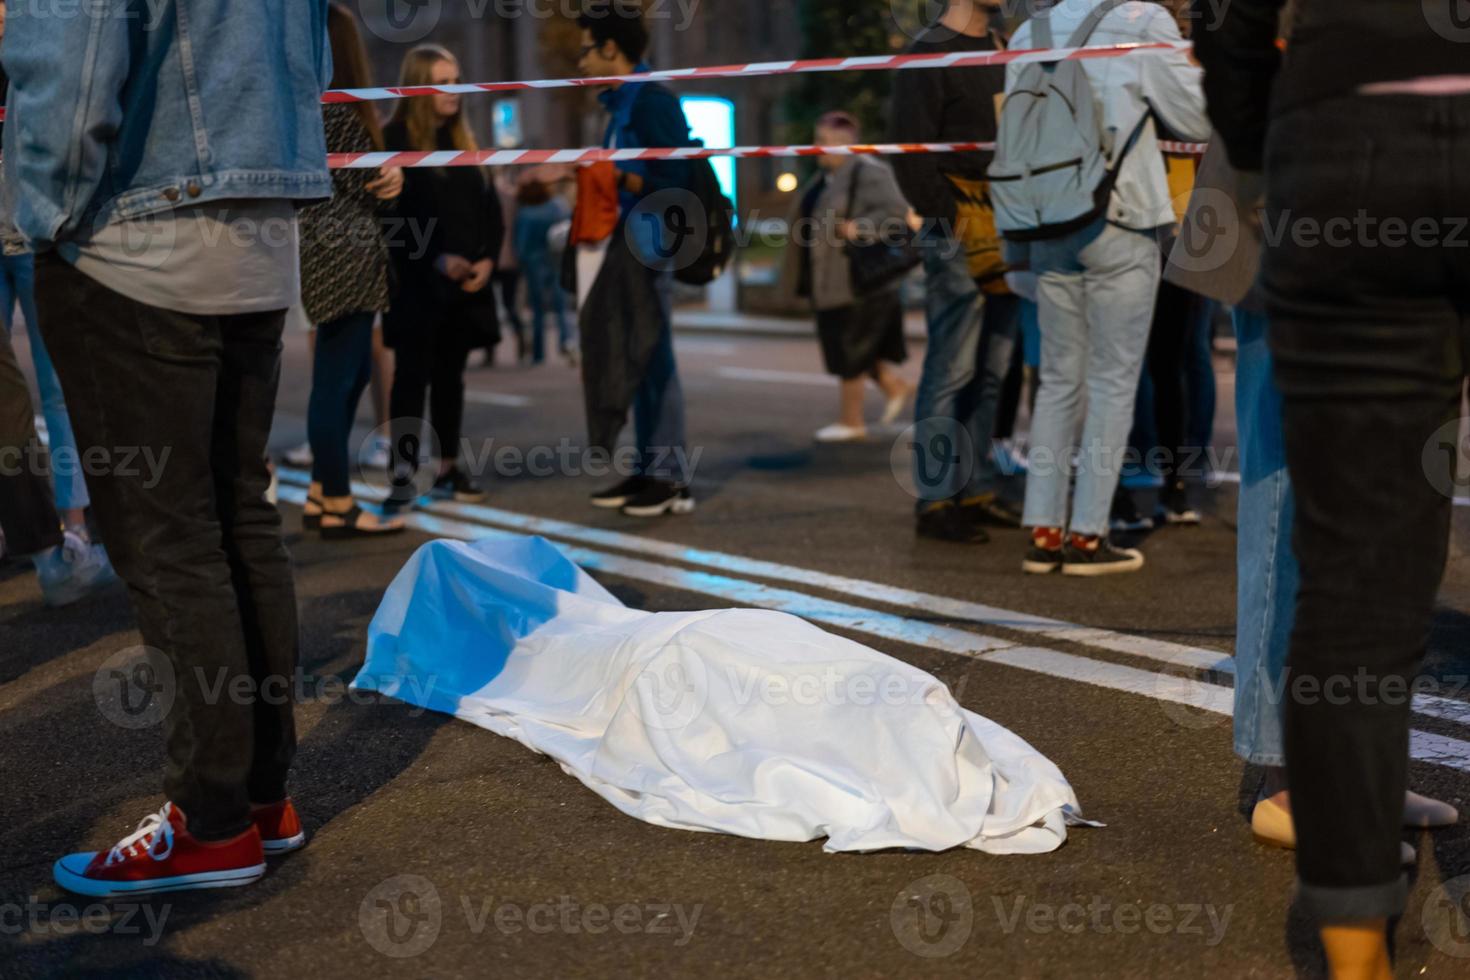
left=319, top=504, right=406, bottom=540
left=303, top=497, right=325, bottom=531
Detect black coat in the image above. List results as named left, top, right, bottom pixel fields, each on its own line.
left=382, top=120, right=506, bottom=349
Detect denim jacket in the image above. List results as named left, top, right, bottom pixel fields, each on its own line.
left=1, top=0, right=333, bottom=251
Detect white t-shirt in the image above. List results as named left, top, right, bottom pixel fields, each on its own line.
left=60, top=199, right=300, bottom=316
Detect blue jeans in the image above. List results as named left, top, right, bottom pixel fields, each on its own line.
left=1231, top=308, right=1297, bottom=767
left=523, top=250, right=572, bottom=362
left=635, top=272, right=686, bottom=483
left=1022, top=223, right=1160, bottom=536
left=911, top=235, right=1020, bottom=510
left=307, top=311, right=375, bottom=498
left=0, top=251, right=88, bottom=512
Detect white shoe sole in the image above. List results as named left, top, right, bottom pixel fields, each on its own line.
left=262, top=831, right=307, bottom=855
left=1021, top=559, right=1062, bottom=575
left=622, top=497, right=696, bottom=518
left=1061, top=552, right=1146, bottom=577
left=54, top=855, right=266, bottom=897
left=814, top=427, right=868, bottom=443
left=591, top=496, right=633, bottom=509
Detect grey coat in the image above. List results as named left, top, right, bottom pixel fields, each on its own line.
left=1162, top=136, right=1266, bottom=312
left=781, top=156, right=912, bottom=311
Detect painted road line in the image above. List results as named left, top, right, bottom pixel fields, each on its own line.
left=674, top=338, right=740, bottom=356
left=276, top=483, right=1470, bottom=774
left=716, top=367, right=834, bottom=387
left=271, top=466, right=1236, bottom=675
left=277, top=469, right=1470, bottom=731
left=339, top=476, right=1231, bottom=674
left=465, top=391, right=533, bottom=408
left=981, top=647, right=1235, bottom=717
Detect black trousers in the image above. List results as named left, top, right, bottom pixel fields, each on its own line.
left=1145, top=277, right=1194, bottom=485
left=387, top=297, right=476, bottom=495
left=492, top=268, right=524, bottom=346
left=1264, top=94, right=1470, bottom=921
left=34, top=253, right=300, bottom=841
left=0, top=322, right=63, bottom=556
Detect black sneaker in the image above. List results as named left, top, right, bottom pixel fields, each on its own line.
left=621, top=481, right=695, bottom=518
left=1110, top=489, right=1155, bottom=533
left=1021, top=543, right=1064, bottom=575
left=431, top=467, right=487, bottom=503
left=958, top=495, right=1023, bottom=529
left=917, top=503, right=989, bottom=545
left=591, top=475, right=650, bottom=509
left=1061, top=536, right=1145, bottom=577
left=1155, top=481, right=1202, bottom=526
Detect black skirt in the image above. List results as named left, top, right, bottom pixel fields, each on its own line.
left=815, top=291, right=907, bottom=381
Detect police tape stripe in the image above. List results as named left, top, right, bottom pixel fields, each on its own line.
left=321, top=42, right=1188, bottom=104
left=328, top=140, right=1208, bottom=169
left=0, top=43, right=1194, bottom=124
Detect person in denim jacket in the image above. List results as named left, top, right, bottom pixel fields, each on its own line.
left=3, top=0, right=330, bottom=897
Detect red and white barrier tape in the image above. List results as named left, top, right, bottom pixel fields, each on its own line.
left=0, top=42, right=1193, bottom=123
left=328, top=140, right=1207, bottom=169
left=322, top=41, right=1189, bottom=104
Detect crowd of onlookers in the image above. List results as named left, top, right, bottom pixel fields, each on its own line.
left=0, top=1, right=1467, bottom=975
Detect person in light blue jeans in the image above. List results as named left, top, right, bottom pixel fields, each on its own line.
left=1230, top=307, right=1294, bottom=772
left=0, top=248, right=90, bottom=525
left=1020, top=219, right=1160, bottom=574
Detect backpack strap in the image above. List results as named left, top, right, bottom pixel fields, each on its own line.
left=1032, top=7, right=1054, bottom=48
left=1065, top=0, right=1129, bottom=49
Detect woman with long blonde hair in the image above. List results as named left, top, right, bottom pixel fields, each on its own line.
left=382, top=44, right=505, bottom=511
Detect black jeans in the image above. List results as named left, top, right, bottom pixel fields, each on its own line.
left=34, top=253, right=300, bottom=841
left=1263, top=94, right=1470, bottom=921
left=492, top=268, right=524, bottom=347
left=0, top=321, right=63, bottom=556
left=307, top=311, right=375, bottom=498
left=388, top=297, right=476, bottom=498
left=1145, top=277, right=1205, bottom=486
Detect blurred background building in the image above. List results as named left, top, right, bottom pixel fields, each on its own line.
left=355, top=0, right=930, bottom=311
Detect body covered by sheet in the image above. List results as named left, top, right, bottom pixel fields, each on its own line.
left=354, top=536, right=1085, bottom=854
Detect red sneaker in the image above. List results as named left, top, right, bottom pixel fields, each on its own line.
left=251, top=799, right=307, bottom=855
left=53, top=803, right=266, bottom=897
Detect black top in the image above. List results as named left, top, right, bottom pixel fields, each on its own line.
left=1196, top=0, right=1470, bottom=172
left=383, top=120, right=506, bottom=278
left=888, top=27, right=1005, bottom=222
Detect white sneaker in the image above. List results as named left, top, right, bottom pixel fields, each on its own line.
left=815, top=423, right=868, bottom=443
left=34, top=530, right=119, bottom=607
left=362, top=436, right=392, bottom=470
left=282, top=442, right=313, bottom=468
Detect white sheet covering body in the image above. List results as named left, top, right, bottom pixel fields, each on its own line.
left=353, top=536, right=1083, bottom=854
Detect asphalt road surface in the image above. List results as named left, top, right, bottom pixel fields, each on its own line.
left=3, top=323, right=1469, bottom=978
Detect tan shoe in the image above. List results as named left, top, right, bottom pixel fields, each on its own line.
left=1251, top=793, right=1457, bottom=852
left=1250, top=796, right=1295, bottom=849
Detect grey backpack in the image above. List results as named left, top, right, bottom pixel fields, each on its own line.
left=987, top=0, right=1145, bottom=241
